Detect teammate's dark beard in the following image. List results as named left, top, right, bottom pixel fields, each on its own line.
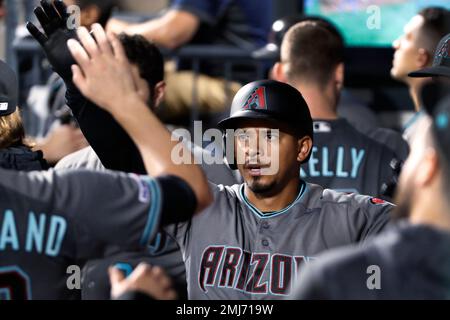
left=393, top=181, right=414, bottom=220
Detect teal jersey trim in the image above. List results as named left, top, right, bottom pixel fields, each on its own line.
left=140, top=177, right=162, bottom=246
left=239, top=181, right=308, bottom=219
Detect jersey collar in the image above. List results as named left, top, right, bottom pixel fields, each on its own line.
left=239, top=181, right=308, bottom=219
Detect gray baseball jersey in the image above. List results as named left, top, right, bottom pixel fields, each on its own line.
left=0, top=168, right=176, bottom=300
left=165, top=181, right=392, bottom=300
left=301, top=119, right=398, bottom=196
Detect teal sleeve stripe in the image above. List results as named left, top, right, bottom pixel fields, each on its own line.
left=140, top=177, right=162, bottom=246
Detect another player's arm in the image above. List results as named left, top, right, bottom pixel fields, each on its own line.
left=27, top=0, right=147, bottom=173
left=67, top=25, right=212, bottom=213
left=107, top=10, right=199, bottom=50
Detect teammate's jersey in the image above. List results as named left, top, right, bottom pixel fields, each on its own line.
left=301, top=119, right=398, bottom=196
left=55, top=144, right=238, bottom=300
left=291, top=223, right=450, bottom=299
left=0, top=168, right=165, bottom=300
left=165, top=181, right=392, bottom=300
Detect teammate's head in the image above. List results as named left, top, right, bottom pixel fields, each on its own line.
left=391, top=7, right=450, bottom=84
left=64, top=0, right=116, bottom=27
left=273, top=20, right=344, bottom=89
left=272, top=20, right=345, bottom=116
left=119, top=34, right=165, bottom=110
left=394, top=96, right=450, bottom=222
left=218, top=80, right=313, bottom=196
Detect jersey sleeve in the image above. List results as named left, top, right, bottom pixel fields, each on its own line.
left=65, top=86, right=147, bottom=174
left=348, top=194, right=393, bottom=242
left=53, top=170, right=163, bottom=252
left=52, top=170, right=197, bottom=257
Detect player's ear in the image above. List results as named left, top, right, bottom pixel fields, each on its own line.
left=416, top=48, right=431, bottom=69
left=334, top=63, right=344, bottom=91
left=271, top=62, right=287, bottom=82
left=153, top=81, right=166, bottom=110
left=297, top=135, right=313, bottom=162
left=415, top=148, right=439, bottom=187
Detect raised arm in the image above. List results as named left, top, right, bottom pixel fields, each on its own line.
left=27, top=0, right=147, bottom=173
left=107, top=10, right=199, bottom=50
left=66, top=25, right=212, bottom=213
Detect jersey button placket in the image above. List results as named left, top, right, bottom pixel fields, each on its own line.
left=259, top=220, right=271, bottom=248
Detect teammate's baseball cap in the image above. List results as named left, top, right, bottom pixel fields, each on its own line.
left=409, top=33, right=450, bottom=78
left=0, top=60, right=18, bottom=117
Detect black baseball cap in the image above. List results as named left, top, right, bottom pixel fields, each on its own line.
left=0, top=59, right=18, bottom=117
left=409, top=33, right=450, bottom=78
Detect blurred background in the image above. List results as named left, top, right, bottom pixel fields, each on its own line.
left=1, top=0, right=450, bottom=142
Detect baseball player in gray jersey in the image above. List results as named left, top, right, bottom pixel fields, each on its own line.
left=52, top=25, right=392, bottom=299
left=104, top=78, right=394, bottom=300
left=27, top=19, right=394, bottom=300
left=159, top=80, right=392, bottom=300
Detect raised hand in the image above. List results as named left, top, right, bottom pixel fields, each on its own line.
left=26, top=0, right=77, bottom=81
left=67, top=24, right=139, bottom=114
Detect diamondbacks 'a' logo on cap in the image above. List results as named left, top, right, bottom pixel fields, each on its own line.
left=242, top=86, right=267, bottom=110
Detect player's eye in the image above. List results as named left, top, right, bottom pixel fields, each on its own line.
left=265, top=131, right=279, bottom=141
left=237, top=133, right=250, bottom=142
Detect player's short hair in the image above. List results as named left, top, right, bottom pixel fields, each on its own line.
left=281, top=21, right=344, bottom=87
left=417, top=7, right=450, bottom=57
left=75, top=0, right=117, bottom=27
left=119, top=34, right=165, bottom=107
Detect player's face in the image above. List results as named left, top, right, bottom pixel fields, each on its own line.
left=391, top=15, right=425, bottom=82
left=394, top=116, right=432, bottom=219
left=234, top=121, right=301, bottom=195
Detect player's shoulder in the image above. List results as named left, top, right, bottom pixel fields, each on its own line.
left=209, top=183, right=241, bottom=199
left=55, top=146, right=105, bottom=171
left=319, top=185, right=392, bottom=206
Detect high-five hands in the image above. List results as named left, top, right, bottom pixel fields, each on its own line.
left=67, top=24, right=139, bottom=114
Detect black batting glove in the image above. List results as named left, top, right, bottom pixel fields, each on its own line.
left=26, top=0, right=77, bottom=82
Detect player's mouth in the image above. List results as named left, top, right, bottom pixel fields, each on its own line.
left=244, top=164, right=269, bottom=176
